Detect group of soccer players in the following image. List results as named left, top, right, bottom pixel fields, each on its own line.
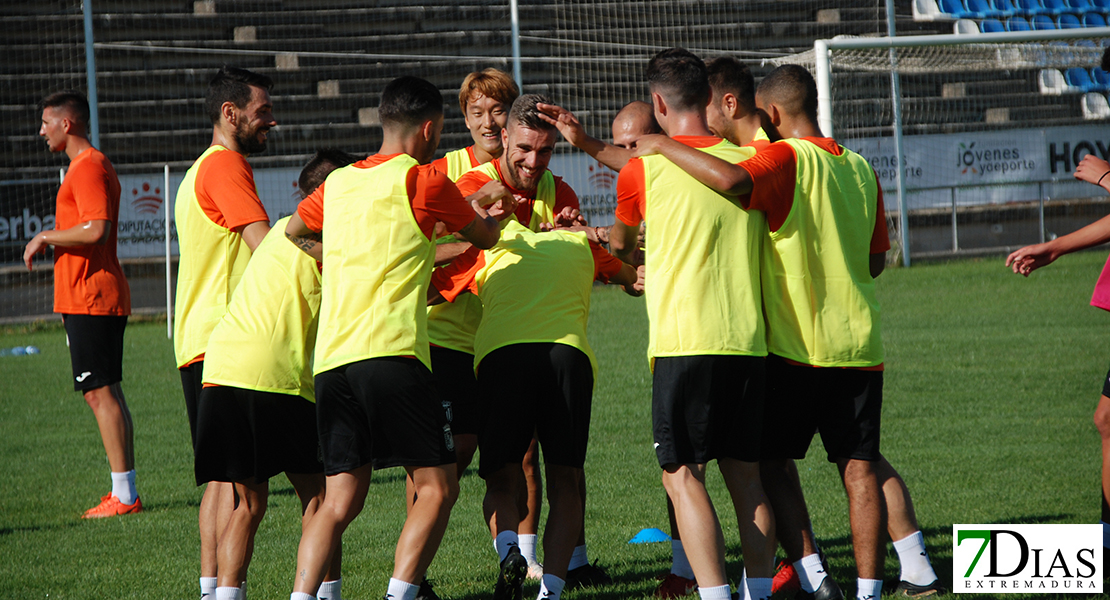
left=29, top=46, right=950, bottom=600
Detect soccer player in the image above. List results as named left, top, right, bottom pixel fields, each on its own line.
left=611, top=48, right=777, bottom=600
left=173, top=65, right=275, bottom=600
left=634, top=64, right=944, bottom=600
left=282, top=75, right=506, bottom=600
left=453, top=93, right=613, bottom=589
left=429, top=220, right=642, bottom=600
left=192, top=150, right=354, bottom=600
left=23, top=90, right=138, bottom=519
left=431, top=68, right=519, bottom=180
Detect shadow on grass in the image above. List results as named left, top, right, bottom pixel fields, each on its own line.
left=0, top=518, right=95, bottom=537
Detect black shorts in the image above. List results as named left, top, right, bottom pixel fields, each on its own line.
left=761, top=354, right=883, bottom=463
left=652, top=355, right=765, bottom=466
left=315, top=357, right=455, bottom=475
left=63, top=314, right=126, bottom=392
left=180, top=361, right=205, bottom=450
left=430, top=345, right=480, bottom=436
left=193, top=385, right=323, bottom=485
left=1101, top=364, right=1110, bottom=398
left=476, top=343, right=594, bottom=478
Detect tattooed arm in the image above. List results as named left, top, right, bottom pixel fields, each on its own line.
left=284, top=212, right=323, bottom=261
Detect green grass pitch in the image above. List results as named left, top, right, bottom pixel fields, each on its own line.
left=1, top=252, right=1107, bottom=599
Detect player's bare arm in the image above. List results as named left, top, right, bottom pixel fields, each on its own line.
left=284, top=212, right=323, bottom=261
left=610, top=262, right=644, bottom=297
left=238, top=220, right=271, bottom=253
left=456, top=207, right=500, bottom=250
left=609, top=219, right=641, bottom=265
left=634, top=134, right=753, bottom=196
left=435, top=242, right=471, bottom=266
left=1076, top=154, right=1110, bottom=193
left=22, top=218, right=110, bottom=271
left=536, top=103, right=634, bottom=172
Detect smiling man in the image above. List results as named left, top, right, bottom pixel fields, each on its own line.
left=172, top=65, right=275, bottom=600
left=23, top=90, right=137, bottom=521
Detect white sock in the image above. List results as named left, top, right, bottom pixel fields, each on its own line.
left=1102, top=521, right=1110, bottom=548
left=856, top=578, right=882, bottom=600
left=495, top=530, right=520, bottom=562
left=671, top=539, right=694, bottom=579
left=386, top=578, right=419, bottom=600
left=317, top=579, right=342, bottom=600
left=290, top=593, right=315, bottom=600
left=793, top=553, right=827, bottom=593
left=568, top=544, right=588, bottom=570
left=743, top=576, right=772, bottom=600
left=110, top=470, right=137, bottom=505
left=201, top=577, right=217, bottom=599
left=215, top=587, right=240, bottom=600
left=892, top=531, right=937, bottom=586
left=538, top=574, right=566, bottom=600
left=520, top=533, right=540, bottom=566
left=698, top=583, right=731, bottom=600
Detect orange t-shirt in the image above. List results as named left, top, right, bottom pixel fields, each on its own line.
left=616, top=135, right=724, bottom=226
left=194, top=149, right=270, bottom=231
left=297, top=153, right=476, bottom=240
left=53, top=148, right=131, bottom=316
left=454, top=159, right=580, bottom=226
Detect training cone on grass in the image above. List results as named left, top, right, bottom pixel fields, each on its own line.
left=629, top=528, right=671, bottom=544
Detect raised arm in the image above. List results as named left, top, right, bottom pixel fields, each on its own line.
left=536, top=103, right=634, bottom=172
left=633, top=134, right=753, bottom=196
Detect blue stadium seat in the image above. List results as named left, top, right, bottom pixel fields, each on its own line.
left=1084, top=12, right=1108, bottom=25
left=1042, top=0, right=1068, bottom=12
left=1007, top=15, right=1034, bottom=28
left=1093, top=67, right=1110, bottom=89
left=1091, top=0, right=1110, bottom=8
left=1015, top=0, right=1044, bottom=13
left=1033, top=13, right=1058, bottom=26
left=939, top=0, right=969, bottom=15
left=1067, top=0, right=1093, bottom=12
left=1077, top=38, right=1099, bottom=47
left=967, top=0, right=993, bottom=13
left=1059, top=13, right=1083, bottom=26
left=1066, top=67, right=1097, bottom=90
left=982, top=17, right=1008, bottom=29
left=991, top=0, right=1020, bottom=13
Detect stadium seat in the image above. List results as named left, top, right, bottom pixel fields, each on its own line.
left=1014, top=0, right=1044, bottom=13
left=982, top=17, right=1008, bottom=29
left=990, top=0, right=1020, bottom=14
left=1091, top=0, right=1110, bottom=8
left=1066, top=0, right=1094, bottom=11
left=1007, top=15, right=1034, bottom=28
left=1039, top=68, right=1072, bottom=93
left=966, top=0, right=993, bottom=13
left=954, top=18, right=982, bottom=31
left=1042, top=0, right=1068, bottom=12
left=1082, top=92, right=1110, bottom=118
left=1083, top=12, right=1107, bottom=25
left=1032, top=13, right=1058, bottom=27
left=913, top=0, right=959, bottom=20
left=1077, top=39, right=1099, bottom=47
left=1059, top=13, right=1083, bottom=26
left=1067, top=67, right=1097, bottom=90
left=1092, top=67, right=1110, bottom=89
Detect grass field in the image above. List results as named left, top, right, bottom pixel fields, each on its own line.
left=2, top=252, right=1108, bottom=599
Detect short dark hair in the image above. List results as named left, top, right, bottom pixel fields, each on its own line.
left=299, top=149, right=359, bottom=198
left=39, top=90, right=90, bottom=127
left=756, top=64, right=819, bottom=121
left=379, top=76, right=444, bottom=129
left=1102, top=46, right=1110, bottom=72
left=507, top=93, right=557, bottom=132
left=205, top=66, right=273, bottom=125
left=707, top=57, right=756, bottom=115
left=645, top=48, right=710, bottom=112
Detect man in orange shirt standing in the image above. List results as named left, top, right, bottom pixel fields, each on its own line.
left=173, top=66, right=275, bottom=600
left=24, top=90, right=138, bottom=519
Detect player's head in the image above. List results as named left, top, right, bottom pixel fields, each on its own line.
left=755, top=64, right=819, bottom=134
left=501, top=93, right=558, bottom=192
left=380, top=75, right=445, bottom=165
left=705, top=56, right=757, bottom=143
left=206, top=66, right=275, bottom=154
left=459, top=69, right=519, bottom=159
left=611, top=101, right=660, bottom=150
left=38, top=90, right=90, bottom=152
left=645, top=48, right=710, bottom=129
left=1102, top=46, right=1110, bottom=72
left=299, top=149, right=358, bottom=198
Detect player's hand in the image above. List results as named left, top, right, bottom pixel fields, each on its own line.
left=1075, top=154, right=1110, bottom=188
left=1005, top=243, right=1055, bottom=276
left=22, top=233, right=48, bottom=271
left=470, top=180, right=513, bottom=209
left=554, top=205, right=586, bottom=227
left=623, top=264, right=646, bottom=297
left=486, top=194, right=520, bottom=222
left=630, top=134, right=668, bottom=157
left=537, top=103, right=587, bottom=147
